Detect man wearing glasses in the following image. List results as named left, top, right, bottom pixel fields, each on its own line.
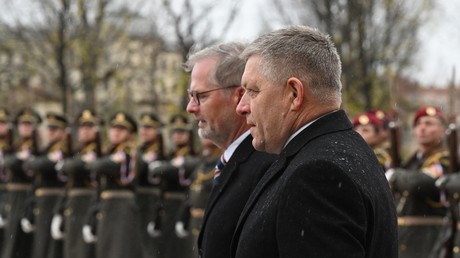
left=185, top=42, right=276, bottom=258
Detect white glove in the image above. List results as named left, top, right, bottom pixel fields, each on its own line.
left=51, top=214, right=65, bottom=240
left=385, top=168, right=395, bottom=181
left=21, top=218, right=35, bottom=233
left=0, top=214, right=7, bottom=228
left=82, top=225, right=97, bottom=243
left=175, top=221, right=188, bottom=238
left=147, top=221, right=161, bottom=237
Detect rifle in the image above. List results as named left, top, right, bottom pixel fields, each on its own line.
left=388, top=111, right=401, bottom=169
left=7, top=127, right=14, bottom=153
left=32, top=128, right=40, bottom=155
left=65, top=127, right=73, bottom=157
left=441, top=117, right=459, bottom=258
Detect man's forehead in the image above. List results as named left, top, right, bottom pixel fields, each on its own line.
left=242, top=56, right=261, bottom=84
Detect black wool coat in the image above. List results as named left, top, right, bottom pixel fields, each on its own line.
left=231, top=110, right=398, bottom=258
left=198, top=135, right=276, bottom=258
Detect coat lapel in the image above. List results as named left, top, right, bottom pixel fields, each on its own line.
left=198, top=135, right=255, bottom=248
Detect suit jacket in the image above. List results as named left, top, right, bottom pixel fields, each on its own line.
left=231, top=110, right=398, bottom=258
left=198, top=135, right=276, bottom=258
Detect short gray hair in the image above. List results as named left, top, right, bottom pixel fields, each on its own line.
left=242, top=25, right=342, bottom=105
left=185, top=42, right=248, bottom=88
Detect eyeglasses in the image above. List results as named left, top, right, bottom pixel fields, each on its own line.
left=187, top=85, right=239, bottom=105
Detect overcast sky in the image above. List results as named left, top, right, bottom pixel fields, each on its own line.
left=409, top=0, right=460, bottom=87
left=222, top=0, right=460, bottom=88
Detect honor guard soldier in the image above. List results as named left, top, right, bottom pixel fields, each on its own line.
left=135, top=112, right=165, bottom=258
left=51, top=109, right=103, bottom=258
left=175, top=138, right=221, bottom=258
left=2, top=107, right=41, bottom=258
left=147, top=113, right=199, bottom=258
left=84, top=111, right=142, bottom=258
left=389, top=106, right=450, bottom=258
left=353, top=111, right=392, bottom=172
left=0, top=107, right=13, bottom=254
left=22, top=112, right=71, bottom=258
left=370, top=109, right=392, bottom=150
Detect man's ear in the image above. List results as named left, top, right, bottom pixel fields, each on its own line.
left=287, top=77, right=304, bottom=111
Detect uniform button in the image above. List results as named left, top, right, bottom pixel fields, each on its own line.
left=96, top=212, right=104, bottom=220
left=400, top=244, right=407, bottom=251
left=33, top=208, right=40, bottom=215
left=454, top=246, right=459, bottom=253
left=403, top=191, right=409, bottom=197
left=64, top=208, right=72, bottom=217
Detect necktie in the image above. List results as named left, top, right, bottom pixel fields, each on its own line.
left=214, top=155, right=227, bottom=180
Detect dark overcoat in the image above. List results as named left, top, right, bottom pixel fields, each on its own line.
left=231, top=110, right=398, bottom=258
left=198, top=135, right=276, bottom=258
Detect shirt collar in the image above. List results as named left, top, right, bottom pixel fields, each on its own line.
left=283, top=110, right=339, bottom=150
left=223, top=130, right=251, bottom=162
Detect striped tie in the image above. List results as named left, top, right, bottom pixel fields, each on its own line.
left=214, top=155, right=226, bottom=180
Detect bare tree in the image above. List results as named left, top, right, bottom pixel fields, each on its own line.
left=0, top=0, right=166, bottom=118
left=268, top=0, right=433, bottom=113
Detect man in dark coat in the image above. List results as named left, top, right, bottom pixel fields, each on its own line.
left=234, top=25, right=398, bottom=258
left=185, top=42, right=276, bottom=258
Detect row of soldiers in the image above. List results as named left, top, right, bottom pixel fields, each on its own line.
left=0, top=107, right=220, bottom=258
left=1, top=104, right=459, bottom=258
left=351, top=106, right=460, bottom=258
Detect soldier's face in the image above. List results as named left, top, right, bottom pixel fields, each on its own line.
left=171, top=130, right=189, bottom=146
left=186, top=57, right=244, bottom=148
left=354, top=124, right=380, bottom=147
left=46, top=127, right=65, bottom=143
left=109, top=126, right=131, bottom=145
left=18, top=122, right=34, bottom=138
left=414, top=116, right=445, bottom=146
left=78, top=124, right=97, bottom=144
left=0, top=122, right=8, bottom=136
left=140, top=126, right=158, bottom=143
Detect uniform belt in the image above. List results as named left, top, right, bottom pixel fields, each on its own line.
left=35, top=188, right=65, bottom=197
left=397, top=216, right=446, bottom=226
left=100, top=190, right=134, bottom=200
left=190, top=208, right=205, bottom=219
left=136, top=187, right=161, bottom=196
left=163, top=192, right=186, bottom=200
left=68, top=188, right=95, bottom=198
left=6, top=183, right=32, bottom=192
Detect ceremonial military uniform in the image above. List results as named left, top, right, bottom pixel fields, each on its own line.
left=2, top=108, right=41, bottom=258
left=135, top=112, right=165, bottom=258
left=87, top=111, right=142, bottom=258
left=390, top=106, right=450, bottom=258
left=25, top=113, right=71, bottom=258
left=352, top=111, right=392, bottom=172
left=0, top=108, right=13, bottom=255
left=55, top=109, right=102, bottom=258
left=176, top=141, right=221, bottom=258
left=436, top=173, right=460, bottom=257
left=150, top=114, right=199, bottom=258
